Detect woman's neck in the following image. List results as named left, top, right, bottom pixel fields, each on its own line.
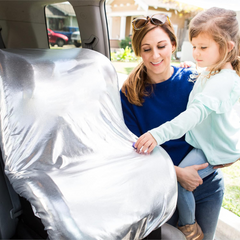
left=148, top=66, right=174, bottom=84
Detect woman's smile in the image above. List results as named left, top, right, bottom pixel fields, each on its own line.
left=151, top=60, right=163, bottom=66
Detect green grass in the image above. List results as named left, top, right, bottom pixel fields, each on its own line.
left=112, top=59, right=240, bottom=217
left=111, top=61, right=140, bottom=75
left=221, top=161, right=240, bottom=217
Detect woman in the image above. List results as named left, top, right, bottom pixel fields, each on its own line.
left=120, top=13, right=224, bottom=240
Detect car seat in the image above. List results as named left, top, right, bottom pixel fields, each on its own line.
left=0, top=48, right=183, bottom=239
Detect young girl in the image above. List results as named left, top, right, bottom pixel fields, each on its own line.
left=134, top=7, right=240, bottom=240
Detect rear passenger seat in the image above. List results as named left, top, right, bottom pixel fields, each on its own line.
left=0, top=48, right=184, bottom=240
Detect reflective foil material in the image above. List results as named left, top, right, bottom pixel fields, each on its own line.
left=0, top=48, right=177, bottom=240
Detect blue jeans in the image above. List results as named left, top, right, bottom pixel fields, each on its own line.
left=177, top=149, right=215, bottom=226
left=167, top=159, right=224, bottom=240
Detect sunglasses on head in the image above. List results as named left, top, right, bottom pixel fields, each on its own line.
left=132, top=13, right=170, bottom=30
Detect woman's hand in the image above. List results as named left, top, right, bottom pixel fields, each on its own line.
left=175, top=163, right=208, bottom=191
left=179, top=61, right=196, bottom=69
left=134, top=132, right=157, bottom=154
left=213, top=163, right=234, bottom=169
left=213, top=158, right=240, bottom=169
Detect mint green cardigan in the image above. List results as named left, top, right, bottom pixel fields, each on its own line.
left=150, top=69, right=240, bottom=165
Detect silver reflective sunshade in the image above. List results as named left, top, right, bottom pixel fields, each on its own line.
left=0, top=48, right=177, bottom=240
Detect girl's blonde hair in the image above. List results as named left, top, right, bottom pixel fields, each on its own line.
left=121, top=17, right=177, bottom=106
left=189, top=7, right=240, bottom=77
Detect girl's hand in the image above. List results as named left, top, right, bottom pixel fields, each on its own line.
left=134, top=132, right=157, bottom=154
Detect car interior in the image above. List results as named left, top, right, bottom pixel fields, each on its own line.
left=0, top=0, right=186, bottom=239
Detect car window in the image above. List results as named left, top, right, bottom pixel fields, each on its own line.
left=45, top=2, right=82, bottom=49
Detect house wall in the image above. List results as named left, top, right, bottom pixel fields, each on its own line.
left=110, top=39, right=120, bottom=48
left=237, top=11, right=240, bottom=28
left=46, top=3, right=79, bottom=31
left=107, top=0, right=197, bottom=50
left=63, top=16, right=78, bottom=28
left=69, top=16, right=79, bottom=27
left=125, top=16, right=131, bottom=37
left=111, top=16, right=121, bottom=39
left=110, top=0, right=138, bottom=12
left=165, top=10, right=186, bottom=28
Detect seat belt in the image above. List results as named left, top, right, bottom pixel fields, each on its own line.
left=83, top=35, right=98, bottom=49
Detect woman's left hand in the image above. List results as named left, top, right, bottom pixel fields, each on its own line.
left=179, top=61, right=196, bottom=69
left=134, top=132, right=157, bottom=154
left=213, top=162, right=236, bottom=169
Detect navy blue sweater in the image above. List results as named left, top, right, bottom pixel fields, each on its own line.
left=120, top=66, right=195, bottom=166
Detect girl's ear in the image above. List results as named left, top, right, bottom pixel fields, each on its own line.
left=228, top=41, right=235, bottom=52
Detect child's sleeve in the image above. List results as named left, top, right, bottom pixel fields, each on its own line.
left=149, top=101, right=212, bottom=145
left=150, top=72, right=240, bottom=145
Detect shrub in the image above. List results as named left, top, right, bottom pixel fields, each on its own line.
left=119, top=36, right=132, bottom=51
left=111, top=46, right=137, bottom=62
